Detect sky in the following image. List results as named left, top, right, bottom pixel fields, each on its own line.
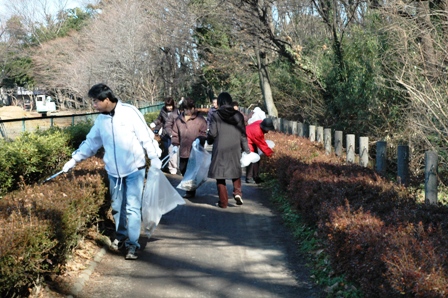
left=0, top=0, right=94, bottom=21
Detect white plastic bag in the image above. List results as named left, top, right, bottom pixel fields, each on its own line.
left=142, top=167, right=185, bottom=238
left=258, top=140, right=275, bottom=156
left=177, top=139, right=212, bottom=191
left=240, top=152, right=261, bottom=167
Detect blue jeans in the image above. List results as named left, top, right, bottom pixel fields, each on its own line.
left=108, top=169, right=145, bottom=249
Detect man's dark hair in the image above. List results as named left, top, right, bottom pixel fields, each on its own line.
left=180, top=97, right=195, bottom=110
left=88, top=83, right=118, bottom=103
left=217, top=92, right=232, bottom=107
left=232, top=101, right=239, bottom=107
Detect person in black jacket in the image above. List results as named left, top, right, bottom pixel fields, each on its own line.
left=207, top=92, right=250, bottom=208
left=150, top=97, right=180, bottom=172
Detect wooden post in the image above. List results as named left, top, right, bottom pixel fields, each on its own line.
left=397, top=145, right=409, bottom=186
left=317, top=126, right=324, bottom=144
left=324, top=128, right=332, bottom=155
left=376, top=141, right=387, bottom=176
left=335, top=131, right=343, bottom=156
left=359, top=137, right=369, bottom=167
left=291, top=121, right=298, bottom=135
left=272, top=117, right=279, bottom=131
left=279, top=117, right=284, bottom=133
left=303, top=123, right=309, bottom=138
left=297, top=122, right=303, bottom=137
left=309, top=125, right=316, bottom=142
left=425, top=151, right=438, bottom=205
left=284, top=119, right=291, bottom=134
left=346, top=134, right=355, bottom=163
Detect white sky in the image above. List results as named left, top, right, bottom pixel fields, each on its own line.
left=0, top=0, right=94, bottom=21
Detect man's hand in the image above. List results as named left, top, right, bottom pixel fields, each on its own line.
left=63, top=158, right=76, bottom=172
left=151, top=157, right=162, bottom=169
left=150, top=122, right=156, bottom=129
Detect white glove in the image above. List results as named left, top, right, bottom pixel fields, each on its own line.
left=63, top=158, right=76, bottom=172
left=151, top=157, right=162, bottom=169
left=172, top=146, right=179, bottom=154
left=150, top=122, right=156, bottom=129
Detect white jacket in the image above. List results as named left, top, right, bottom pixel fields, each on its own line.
left=72, top=101, right=161, bottom=178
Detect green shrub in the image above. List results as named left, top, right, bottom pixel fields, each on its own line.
left=62, top=120, right=93, bottom=149
left=0, top=131, right=72, bottom=195
left=0, top=122, right=93, bottom=196
left=144, top=112, right=159, bottom=125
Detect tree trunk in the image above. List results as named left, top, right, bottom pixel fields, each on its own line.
left=416, top=0, right=437, bottom=78
left=255, top=42, right=278, bottom=117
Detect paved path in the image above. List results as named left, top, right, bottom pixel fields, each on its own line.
left=77, top=174, right=321, bottom=298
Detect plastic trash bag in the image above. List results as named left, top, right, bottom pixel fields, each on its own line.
left=258, top=140, right=275, bottom=156
left=142, top=166, right=185, bottom=238
left=240, top=152, right=261, bottom=167
left=177, top=139, right=212, bottom=191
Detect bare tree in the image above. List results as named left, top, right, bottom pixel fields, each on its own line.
left=31, top=0, right=201, bottom=105
left=378, top=2, right=448, bottom=174
left=3, top=0, right=89, bottom=46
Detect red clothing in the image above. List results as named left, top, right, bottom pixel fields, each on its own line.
left=245, top=120, right=273, bottom=157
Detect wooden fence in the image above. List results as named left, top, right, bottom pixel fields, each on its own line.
left=239, top=108, right=440, bottom=205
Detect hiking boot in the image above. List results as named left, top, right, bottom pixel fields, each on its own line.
left=234, top=195, right=243, bottom=205
left=125, top=245, right=138, bottom=260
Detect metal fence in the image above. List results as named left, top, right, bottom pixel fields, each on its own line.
left=0, top=103, right=163, bottom=139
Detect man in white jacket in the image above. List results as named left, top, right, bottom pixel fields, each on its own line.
left=62, top=83, right=162, bottom=260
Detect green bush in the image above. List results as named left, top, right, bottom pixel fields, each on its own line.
left=144, top=112, right=160, bottom=125
left=0, top=131, right=72, bottom=195
left=0, top=122, right=94, bottom=196
left=62, top=120, right=93, bottom=149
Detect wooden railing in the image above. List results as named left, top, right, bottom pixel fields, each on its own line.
left=239, top=107, right=440, bottom=205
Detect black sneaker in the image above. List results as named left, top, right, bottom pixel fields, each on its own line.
left=254, top=177, right=264, bottom=184
left=234, top=195, right=243, bottom=205
left=125, top=245, right=138, bottom=260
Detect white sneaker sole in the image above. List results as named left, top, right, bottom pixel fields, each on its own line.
left=234, top=195, right=243, bottom=205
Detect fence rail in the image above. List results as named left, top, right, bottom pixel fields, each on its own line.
left=239, top=108, right=441, bottom=205
left=0, top=103, right=163, bottom=139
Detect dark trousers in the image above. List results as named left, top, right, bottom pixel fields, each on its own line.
left=161, top=135, right=171, bottom=169
left=179, top=157, right=196, bottom=196
left=216, top=178, right=242, bottom=208
left=246, top=161, right=260, bottom=180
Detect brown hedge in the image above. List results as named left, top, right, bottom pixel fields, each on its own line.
left=264, top=132, right=448, bottom=297
left=0, top=157, right=107, bottom=297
